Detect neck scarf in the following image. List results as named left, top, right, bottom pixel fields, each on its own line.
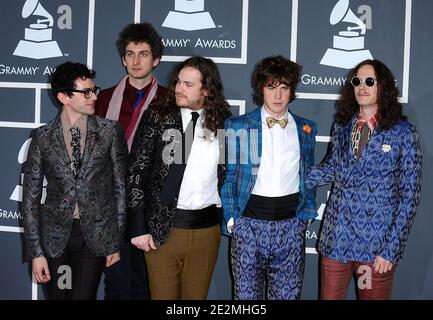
left=105, top=75, right=158, bottom=150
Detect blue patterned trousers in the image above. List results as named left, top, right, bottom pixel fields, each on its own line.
left=231, top=216, right=307, bottom=300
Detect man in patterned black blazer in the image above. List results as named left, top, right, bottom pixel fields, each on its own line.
left=221, top=55, right=317, bottom=300
left=22, top=62, right=128, bottom=300
left=127, top=56, right=231, bottom=299
left=95, top=21, right=168, bottom=301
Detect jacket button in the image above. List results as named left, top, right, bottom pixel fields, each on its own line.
left=367, top=211, right=373, bottom=216
left=369, top=187, right=375, bottom=192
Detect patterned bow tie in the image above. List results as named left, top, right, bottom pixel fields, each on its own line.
left=266, top=117, right=288, bottom=128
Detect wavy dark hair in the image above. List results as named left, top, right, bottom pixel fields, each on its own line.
left=50, top=61, right=95, bottom=105
left=335, top=59, right=406, bottom=129
left=252, top=55, right=302, bottom=105
left=116, top=22, right=163, bottom=59
left=161, top=56, right=231, bottom=134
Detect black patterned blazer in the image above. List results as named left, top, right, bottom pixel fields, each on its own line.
left=126, top=107, right=229, bottom=247
left=22, top=115, right=128, bottom=261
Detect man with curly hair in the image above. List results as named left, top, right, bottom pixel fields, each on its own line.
left=127, top=56, right=231, bottom=299
left=306, top=59, right=422, bottom=299
left=95, top=22, right=167, bottom=300
left=221, top=55, right=318, bottom=300
left=95, top=22, right=167, bottom=149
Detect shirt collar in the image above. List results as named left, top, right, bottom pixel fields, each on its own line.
left=60, top=113, right=88, bottom=131
left=180, top=107, right=203, bottom=131
left=356, top=112, right=378, bottom=131
left=181, top=107, right=203, bottom=118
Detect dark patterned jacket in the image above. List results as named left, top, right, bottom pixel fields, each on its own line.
left=22, top=115, right=128, bottom=261
left=126, top=106, right=229, bottom=247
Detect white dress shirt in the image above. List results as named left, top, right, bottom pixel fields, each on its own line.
left=251, top=107, right=300, bottom=197
left=177, top=108, right=221, bottom=210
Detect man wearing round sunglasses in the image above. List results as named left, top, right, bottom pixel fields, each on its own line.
left=306, top=59, right=422, bottom=299
left=22, top=61, right=128, bottom=299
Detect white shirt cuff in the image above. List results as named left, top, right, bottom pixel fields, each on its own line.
left=227, top=217, right=234, bottom=234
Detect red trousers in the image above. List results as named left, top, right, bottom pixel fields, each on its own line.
left=321, top=256, right=395, bottom=300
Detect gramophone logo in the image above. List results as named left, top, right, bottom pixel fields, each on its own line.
left=13, top=0, right=62, bottom=59
left=10, top=138, right=47, bottom=203
left=320, top=0, right=373, bottom=69
left=162, top=0, right=216, bottom=31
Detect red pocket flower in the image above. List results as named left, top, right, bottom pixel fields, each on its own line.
left=303, top=124, right=312, bottom=134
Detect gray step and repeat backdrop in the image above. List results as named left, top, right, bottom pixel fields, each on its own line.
left=1, top=0, right=432, bottom=299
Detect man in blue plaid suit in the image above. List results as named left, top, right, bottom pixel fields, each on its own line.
left=221, top=56, right=317, bottom=300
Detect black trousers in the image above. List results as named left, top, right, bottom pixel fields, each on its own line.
left=45, top=219, right=105, bottom=300
left=104, top=238, right=149, bottom=300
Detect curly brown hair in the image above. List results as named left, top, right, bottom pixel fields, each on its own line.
left=251, top=55, right=302, bottom=105
left=161, top=56, right=231, bottom=134
left=116, top=22, right=163, bottom=60
left=335, top=59, right=407, bottom=130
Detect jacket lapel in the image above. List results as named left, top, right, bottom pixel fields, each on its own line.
left=51, top=117, right=70, bottom=166
left=167, top=109, right=183, bottom=168
left=334, top=117, right=357, bottom=174
left=162, top=109, right=184, bottom=176
left=246, top=107, right=262, bottom=162
left=173, top=109, right=183, bottom=132
left=290, top=111, right=306, bottom=158
left=344, top=117, right=356, bottom=158
left=355, top=127, right=384, bottom=165
left=341, top=116, right=386, bottom=177
left=81, top=115, right=99, bottom=167
left=240, top=107, right=262, bottom=192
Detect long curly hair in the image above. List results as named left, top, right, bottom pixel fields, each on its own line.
left=335, top=59, right=406, bottom=130
left=251, top=55, right=302, bottom=105
left=161, top=56, right=231, bottom=134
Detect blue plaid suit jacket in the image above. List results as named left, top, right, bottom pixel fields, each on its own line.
left=306, top=117, right=422, bottom=265
left=221, top=106, right=318, bottom=236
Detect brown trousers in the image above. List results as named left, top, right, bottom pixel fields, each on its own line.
left=145, top=225, right=221, bottom=300
left=321, top=256, right=395, bottom=300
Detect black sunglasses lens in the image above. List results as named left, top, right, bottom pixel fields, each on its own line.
left=351, top=77, right=361, bottom=87
left=365, top=78, right=375, bottom=87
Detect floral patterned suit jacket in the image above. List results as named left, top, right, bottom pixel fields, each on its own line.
left=127, top=107, right=229, bottom=247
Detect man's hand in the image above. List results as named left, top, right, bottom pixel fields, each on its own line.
left=373, top=256, right=393, bottom=274
left=106, top=252, right=121, bottom=267
left=32, top=256, right=51, bottom=283
left=131, top=234, right=157, bottom=251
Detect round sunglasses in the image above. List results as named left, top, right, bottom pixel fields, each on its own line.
left=351, top=76, right=377, bottom=87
